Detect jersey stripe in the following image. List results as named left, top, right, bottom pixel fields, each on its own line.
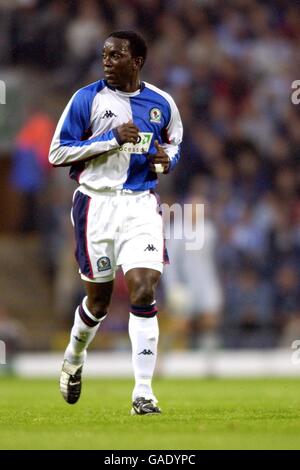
left=72, top=191, right=93, bottom=278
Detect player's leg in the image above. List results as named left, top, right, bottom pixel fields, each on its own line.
left=125, top=267, right=162, bottom=414
left=117, top=191, right=165, bottom=413
left=64, top=280, right=114, bottom=364
left=60, top=279, right=113, bottom=404
left=61, top=189, right=116, bottom=403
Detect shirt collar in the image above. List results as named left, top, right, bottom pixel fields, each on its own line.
left=104, top=80, right=145, bottom=96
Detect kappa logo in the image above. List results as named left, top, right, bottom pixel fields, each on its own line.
left=138, top=349, right=154, bottom=355
left=100, top=110, right=117, bottom=119
left=73, top=335, right=85, bottom=343
left=97, top=256, right=111, bottom=272
left=150, top=107, right=162, bottom=123
left=144, top=244, right=158, bottom=252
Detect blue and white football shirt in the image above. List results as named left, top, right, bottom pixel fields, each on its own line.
left=49, top=80, right=183, bottom=193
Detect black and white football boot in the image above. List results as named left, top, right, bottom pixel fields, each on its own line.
left=131, top=397, right=161, bottom=415
left=60, top=359, right=83, bottom=404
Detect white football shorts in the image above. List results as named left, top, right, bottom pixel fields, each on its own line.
left=71, top=188, right=168, bottom=282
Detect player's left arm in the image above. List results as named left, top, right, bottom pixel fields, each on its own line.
left=161, top=97, right=183, bottom=173
left=148, top=97, right=183, bottom=174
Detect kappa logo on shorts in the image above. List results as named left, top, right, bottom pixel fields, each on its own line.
left=144, top=244, right=158, bottom=252
left=97, top=256, right=111, bottom=272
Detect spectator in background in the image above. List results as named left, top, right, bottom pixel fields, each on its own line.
left=63, top=0, right=108, bottom=86
left=274, top=264, right=300, bottom=347
left=230, top=205, right=268, bottom=270
left=0, top=305, right=26, bottom=375
left=223, top=264, right=274, bottom=348
left=268, top=201, right=300, bottom=274
left=164, top=194, right=222, bottom=351
left=10, top=109, right=55, bottom=232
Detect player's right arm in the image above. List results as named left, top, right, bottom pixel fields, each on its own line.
left=49, top=88, right=139, bottom=167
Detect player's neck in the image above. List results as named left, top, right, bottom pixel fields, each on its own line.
left=117, top=76, right=141, bottom=93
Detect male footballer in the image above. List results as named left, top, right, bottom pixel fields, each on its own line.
left=49, top=30, right=183, bottom=414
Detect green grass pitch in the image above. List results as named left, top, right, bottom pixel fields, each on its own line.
left=0, top=377, right=299, bottom=449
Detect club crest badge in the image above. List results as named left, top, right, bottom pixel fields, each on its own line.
left=150, top=108, right=162, bottom=123
left=97, top=256, right=111, bottom=272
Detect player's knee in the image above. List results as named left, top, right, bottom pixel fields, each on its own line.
left=86, top=297, right=109, bottom=319
left=130, top=281, right=155, bottom=305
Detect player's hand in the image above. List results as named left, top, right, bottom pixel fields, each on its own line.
left=115, top=121, right=140, bottom=145
left=148, top=140, right=170, bottom=174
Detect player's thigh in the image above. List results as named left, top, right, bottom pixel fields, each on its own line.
left=116, top=193, right=165, bottom=267
left=72, top=190, right=116, bottom=281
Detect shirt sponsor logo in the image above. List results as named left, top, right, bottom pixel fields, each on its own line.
left=120, top=132, right=153, bottom=154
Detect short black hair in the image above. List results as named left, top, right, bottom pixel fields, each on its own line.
left=107, top=30, right=147, bottom=68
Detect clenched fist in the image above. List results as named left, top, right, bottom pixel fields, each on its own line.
left=115, top=121, right=140, bottom=145
left=148, top=140, right=170, bottom=174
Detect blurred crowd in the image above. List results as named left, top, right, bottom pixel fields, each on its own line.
left=1, top=0, right=300, bottom=350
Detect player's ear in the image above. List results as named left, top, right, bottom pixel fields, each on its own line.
left=134, top=57, right=143, bottom=70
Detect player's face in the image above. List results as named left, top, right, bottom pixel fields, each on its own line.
left=102, top=38, right=137, bottom=90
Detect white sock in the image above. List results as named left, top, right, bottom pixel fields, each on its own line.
left=64, top=296, right=106, bottom=365
left=128, top=313, right=159, bottom=401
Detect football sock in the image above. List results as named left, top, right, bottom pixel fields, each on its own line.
left=64, top=296, right=106, bottom=366
left=129, top=305, right=159, bottom=401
